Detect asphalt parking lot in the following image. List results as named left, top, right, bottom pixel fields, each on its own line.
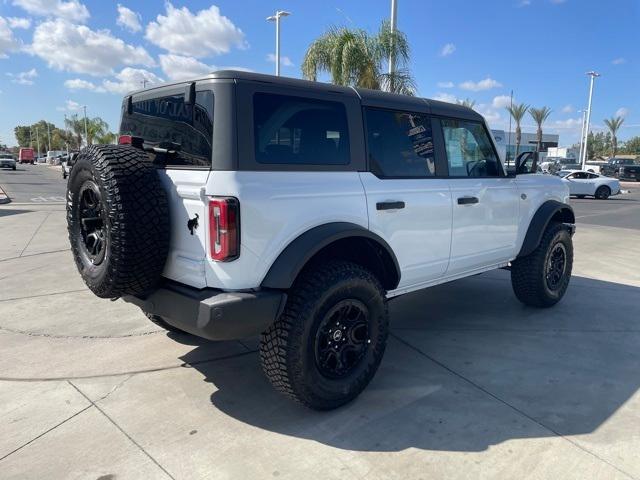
left=1, top=167, right=640, bottom=479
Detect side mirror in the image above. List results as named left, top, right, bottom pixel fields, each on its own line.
left=515, top=151, right=539, bottom=175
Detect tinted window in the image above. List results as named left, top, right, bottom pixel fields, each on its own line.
left=120, top=90, right=214, bottom=167
left=441, top=119, right=500, bottom=177
left=365, top=108, right=435, bottom=178
left=253, top=93, right=350, bottom=165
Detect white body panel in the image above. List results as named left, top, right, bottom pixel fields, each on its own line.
left=561, top=173, right=620, bottom=197
left=447, top=178, right=519, bottom=275
left=358, top=173, right=452, bottom=288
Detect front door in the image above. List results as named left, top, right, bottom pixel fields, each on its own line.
left=360, top=107, right=452, bottom=291
left=438, top=118, right=519, bottom=275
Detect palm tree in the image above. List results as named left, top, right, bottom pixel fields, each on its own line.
left=302, top=21, right=416, bottom=95
left=457, top=98, right=476, bottom=109
left=603, top=116, right=625, bottom=157
left=529, top=106, right=552, bottom=152
left=506, top=103, right=529, bottom=157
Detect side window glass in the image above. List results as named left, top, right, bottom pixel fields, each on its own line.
left=441, top=119, right=499, bottom=177
left=253, top=93, right=350, bottom=165
left=365, top=108, right=435, bottom=178
left=120, top=90, right=214, bottom=167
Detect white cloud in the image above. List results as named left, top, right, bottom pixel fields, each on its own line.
left=551, top=118, right=582, bottom=129
left=7, top=68, right=38, bottom=85
left=439, top=43, right=455, bottom=57
left=116, top=4, right=141, bottom=33
left=146, top=3, right=245, bottom=58
left=31, top=19, right=154, bottom=76
left=159, top=54, right=213, bottom=81
left=433, top=92, right=458, bottom=103
left=7, top=17, right=31, bottom=29
left=518, top=0, right=531, bottom=6
left=12, top=0, right=89, bottom=23
left=459, top=77, right=502, bottom=91
left=102, top=67, right=163, bottom=94
left=56, top=99, right=82, bottom=111
left=550, top=0, right=566, bottom=4
left=437, top=81, right=454, bottom=88
left=64, top=78, right=105, bottom=92
left=0, top=17, right=19, bottom=58
left=561, top=104, right=574, bottom=113
left=615, top=107, right=629, bottom=118
left=492, top=95, right=513, bottom=109
left=266, top=53, right=293, bottom=67
left=612, top=57, right=626, bottom=65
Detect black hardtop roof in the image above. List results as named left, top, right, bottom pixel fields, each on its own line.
left=130, top=69, right=483, bottom=121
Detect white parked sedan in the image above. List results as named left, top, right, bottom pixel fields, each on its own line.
left=561, top=171, right=621, bottom=199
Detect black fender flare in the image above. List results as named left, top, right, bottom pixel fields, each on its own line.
left=261, top=222, right=401, bottom=290
left=517, top=200, right=575, bottom=258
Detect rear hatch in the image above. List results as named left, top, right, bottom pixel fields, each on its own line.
left=119, top=84, right=215, bottom=289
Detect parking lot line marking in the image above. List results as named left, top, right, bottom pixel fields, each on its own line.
left=0, top=248, right=70, bottom=263
left=18, top=212, right=51, bottom=257
left=390, top=332, right=637, bottom=480
left=68, top=381, right=176, bottom=480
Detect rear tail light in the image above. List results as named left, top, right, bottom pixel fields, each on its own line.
left=118, top=135, right=132, bottom=145
left=209, top=197, right=240, bottom=261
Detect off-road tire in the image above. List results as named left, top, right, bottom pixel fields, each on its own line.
left=67, top=145, right=170, bottom=298
left=595, top=185, right=611, bottom=200
left=260, top=261, right=389, bottom=410
left=145, top=312, right=186, bottom=334
left=511, top=222, right=573, bottom=308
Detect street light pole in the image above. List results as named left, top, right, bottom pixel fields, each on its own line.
left=388, top=0, right=398, bottom=92
left=581, top=71, right=600, bottom=169
left=266, top=10, right=291, bottom=76
left=64, top=114, right=69, bottom=154
left=577, top=109, right=587, bottom=164
left=35, top=127, right=40, bottom=159
left=82, top=105, right=89, bottom=148
left=47, top=122, right=52, bottom=153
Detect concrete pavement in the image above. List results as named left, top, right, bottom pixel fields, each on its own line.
left=1, top=199, right=640, bottom=478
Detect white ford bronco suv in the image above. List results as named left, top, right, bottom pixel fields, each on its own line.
left=67, top=71, right=574, bottom=410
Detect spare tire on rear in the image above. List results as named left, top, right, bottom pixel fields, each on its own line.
left=67, top=145, right=170, bottom=299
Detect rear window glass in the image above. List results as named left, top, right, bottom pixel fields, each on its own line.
left=253, top=93, right=350, bottom=165
left=120, top=90, right=214, bottom=167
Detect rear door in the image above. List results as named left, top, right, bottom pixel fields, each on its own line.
left=359, top=106, right=453, bottom=291
left=437, top=117, right=519, bottom=275
left=120, top=84, right=215, bottom=288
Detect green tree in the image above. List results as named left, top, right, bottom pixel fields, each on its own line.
left=457, top=98, right=476, bottom=109
left=603, top=116, right=624, bottom=157
left=505, top=103, right=529, bottom=157
left=528, top=106, right=552, bottom=152
left=302, top=21, right=416, bottom=95
left=14, top=120, right=70, bottom=154
left=94, top=131, right=116, bottom=145
left=621, top=136, right=640, bottom=155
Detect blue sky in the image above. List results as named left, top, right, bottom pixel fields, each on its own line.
left=1, top=0, right=638, bottom=147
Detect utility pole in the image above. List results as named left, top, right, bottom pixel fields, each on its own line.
left=64, top=114, right=69, bottom=154
left=35, top=127, right=40, bottom=159
left=581, top=71, right=600, bottom=169
left=266, top=10, right=291, bottom=76
left=83, top=106, right=89, bottom=147
left=47, top=122, right=52, bottom=153
left=140, top=78, right=148, bottom=88
left=388, top=0, right=398, bottom=92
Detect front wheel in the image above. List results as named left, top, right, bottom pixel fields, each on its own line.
left=260, top=261, right=389, bottom=410
left=595, top=186, right=611, bottom=200
left=511, top=222, right=573, bottom=308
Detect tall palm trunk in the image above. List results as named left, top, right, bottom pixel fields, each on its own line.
left=604, top=116, right=624, bottom=158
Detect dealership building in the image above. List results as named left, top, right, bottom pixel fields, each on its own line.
left=491, top=130, right=559, bottom=163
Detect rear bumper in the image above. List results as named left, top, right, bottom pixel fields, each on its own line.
left=123, top=281, right=287, bottom=341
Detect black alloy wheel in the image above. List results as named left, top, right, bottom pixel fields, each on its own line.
left=314, top=299, right=370, bottom=379
left=545, top=243, right=567, bottom=291
left=78, top=180, right=107, bottom=266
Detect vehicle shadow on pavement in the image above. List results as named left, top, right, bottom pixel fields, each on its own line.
left=180, top=272, right=640, bottom=452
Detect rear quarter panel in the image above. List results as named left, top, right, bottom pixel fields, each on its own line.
left=204, top=171, right=369, bottom=290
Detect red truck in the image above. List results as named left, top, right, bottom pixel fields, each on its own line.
left=18, top=148, right=35, bottom=164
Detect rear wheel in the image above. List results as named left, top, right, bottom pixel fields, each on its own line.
left=260, top=261, right=388, bottom=410
left=511, top=222, right=573, bottom=308
left=595, top=185, right=611, bottom=200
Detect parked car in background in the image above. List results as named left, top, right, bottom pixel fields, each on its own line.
left=61, top=152, right=78, bottom=179
left=0, top=153, right=17, bottom=170
left=600, top=157, right=638, bottom=177
left=561, top=171, right=620, bottom=199
left=18, top=147, right=35, bottom=164
left=618, top=164, right=640, bottom=182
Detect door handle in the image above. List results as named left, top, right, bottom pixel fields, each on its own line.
left=376, top=201, right=405, bottom=211
left=457, top=196, right=479, bottom=205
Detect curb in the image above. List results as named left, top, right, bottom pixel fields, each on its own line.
left=0, top=185, right=10, bottom=205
